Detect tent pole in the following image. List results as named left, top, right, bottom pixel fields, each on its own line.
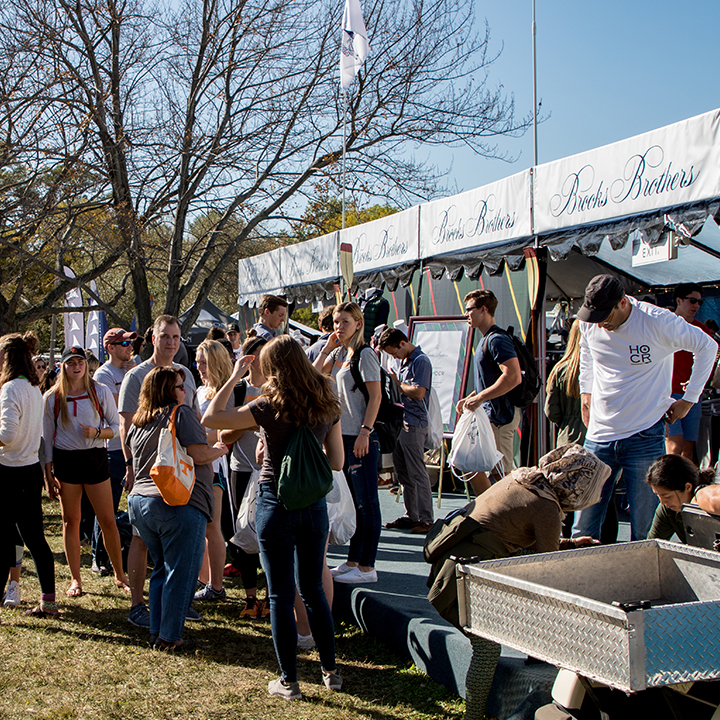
left=535, top=244, right=547, bottom=458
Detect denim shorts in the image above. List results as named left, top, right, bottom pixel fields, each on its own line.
left=666, top=393, right=702, bottom=442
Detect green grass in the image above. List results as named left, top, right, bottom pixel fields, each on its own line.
left=0, top=497, right=465, bottom=720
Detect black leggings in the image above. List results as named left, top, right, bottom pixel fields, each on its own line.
left=0, top=462, right=55, bottom=598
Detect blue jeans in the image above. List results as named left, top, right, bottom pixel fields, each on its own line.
left=128, top=495, right=207, bottom=643
left=573, top=418, right=663, bottom=541
left=92, top=449, right=125, bottom=568
left=256, top=482, right=336, bottom=683
left=343, top=433, right=381, bottom=568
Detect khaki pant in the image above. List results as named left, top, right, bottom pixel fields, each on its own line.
left=491, top=406, right=521, bottom=477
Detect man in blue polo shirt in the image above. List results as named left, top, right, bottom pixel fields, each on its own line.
left=378, top=328, right=434, bottom=534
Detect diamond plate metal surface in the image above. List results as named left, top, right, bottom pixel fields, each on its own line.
left=465, top=576, right=632, bottom=690
left=644, top=603, right=720, bottom=687
left=458, top=540, right=720, bottom=693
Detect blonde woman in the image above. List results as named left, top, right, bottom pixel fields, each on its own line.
left=43, top=346, right=130, bottom=597
left=314, top=301, right=382, bottom=584
left=545, top=321, right=586, bottom=447
left=194, top=339, right=233, bottom=602
left=220, top=334, right=269, bottom=619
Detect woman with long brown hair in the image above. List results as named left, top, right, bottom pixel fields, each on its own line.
left=204, top=335, right=344, bottom=700
left=44, top=346, right=130, bottom=597
left=127, top=366, right=228, bottom=650
left=0, top=332, right=57, bottom=616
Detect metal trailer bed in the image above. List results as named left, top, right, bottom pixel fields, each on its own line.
left=457, top=540, right=720, bottom=694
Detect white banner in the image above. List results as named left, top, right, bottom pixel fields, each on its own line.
left=419, top=171, right=531, bottom=258
left=279, top=232, right=338, bottom=287
left=534, top=108, right=720, bottom=234
left=63, top=267, right=84, bottom=349
left=237, top=250, right=283, bottom=307
left=85, top=280, right=101, bottom=359
left=339, top=206, right=419, bottom=274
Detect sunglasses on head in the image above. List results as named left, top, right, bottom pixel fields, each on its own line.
left=112, top=340, right=133, bottom=347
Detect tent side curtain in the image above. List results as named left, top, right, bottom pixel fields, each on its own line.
left=539, top=200, right=720, bottom=262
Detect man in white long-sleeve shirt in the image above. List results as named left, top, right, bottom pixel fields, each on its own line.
left=573, top=274, right=717, bottom=541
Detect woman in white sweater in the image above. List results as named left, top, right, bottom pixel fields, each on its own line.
left=0, top=332, right=57, bottom=616
left=44, top=346, right=130, bottom=597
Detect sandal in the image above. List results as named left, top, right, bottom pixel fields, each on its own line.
left=153, top=637, right=196, bottom=653
left=26, top=604, right=60, bottom=618
left=115, top=579, right=132, bottom=594
left=65, top=585, right=83, bottom=598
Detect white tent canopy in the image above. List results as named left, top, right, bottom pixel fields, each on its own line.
left=237, top=108, right=720, bottom=306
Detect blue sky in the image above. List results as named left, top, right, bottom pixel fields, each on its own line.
left=439, top=0, right=720, bottom=193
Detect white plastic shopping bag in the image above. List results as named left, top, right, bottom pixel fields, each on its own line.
left=425, top=387, right=443, bottom=450
left=326, top=470, right=357, bottom=546
left=447, top=407, right=504, bottom=481
left=232, top=468, right=261, bottom=554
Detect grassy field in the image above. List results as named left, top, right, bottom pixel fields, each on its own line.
left=0, top=497, right=466, bottom=720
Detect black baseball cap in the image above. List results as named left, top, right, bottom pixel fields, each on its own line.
left=61, top=346, right=86, bottom=363
left=227, top=323, right=241, bottom=333
left=577, top=275, right=625, bottom=323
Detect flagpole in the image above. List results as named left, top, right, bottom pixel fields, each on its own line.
left=342, top=89, right=347, bottom=231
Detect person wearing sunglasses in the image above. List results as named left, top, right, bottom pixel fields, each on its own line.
left=90, top=328, right=137, bottom=576
left=667, top=283, right=715, bottom=460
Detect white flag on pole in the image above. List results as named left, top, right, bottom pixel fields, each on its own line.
left=340, top=0, right=369, bottom=90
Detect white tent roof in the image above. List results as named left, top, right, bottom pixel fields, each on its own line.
left=237, top=108, right=720, bottom=305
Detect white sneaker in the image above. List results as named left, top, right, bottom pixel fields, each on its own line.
left=333, top=567, right=378, bottom=584
left=329, top=562, right=354, bottom=577
left=3, top=580, right=20, bottom=607
left=297, top=633, right=316, bottom=650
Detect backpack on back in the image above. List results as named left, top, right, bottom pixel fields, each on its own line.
left=482, top=326, right=540, bottom=409
left=348, top=345, right=405, bottom=453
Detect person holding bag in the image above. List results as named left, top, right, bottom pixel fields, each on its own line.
left=126, top=367, right=228, bottom=651
left=43, top=346, right=130, bottom=598
left=203, top=335, right=344, bottom=700
left=313, top=301, right=382, bottom=584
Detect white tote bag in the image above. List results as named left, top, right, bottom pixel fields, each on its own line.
left=425, top=387, right=443, bottom=450
left=232, top=468, right=261, bottom=554
left=326, top=470, right=357, bottom=546
left=447, top=407, right=504, bottom=481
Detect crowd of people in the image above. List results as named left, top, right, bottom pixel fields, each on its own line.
left=3, top=277, right=720, bottom=706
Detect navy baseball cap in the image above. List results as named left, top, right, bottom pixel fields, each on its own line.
left=577, top=275, right=625, bottom=323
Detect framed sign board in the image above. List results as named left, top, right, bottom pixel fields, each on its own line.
left=407, top=315, right=474, bottom=434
